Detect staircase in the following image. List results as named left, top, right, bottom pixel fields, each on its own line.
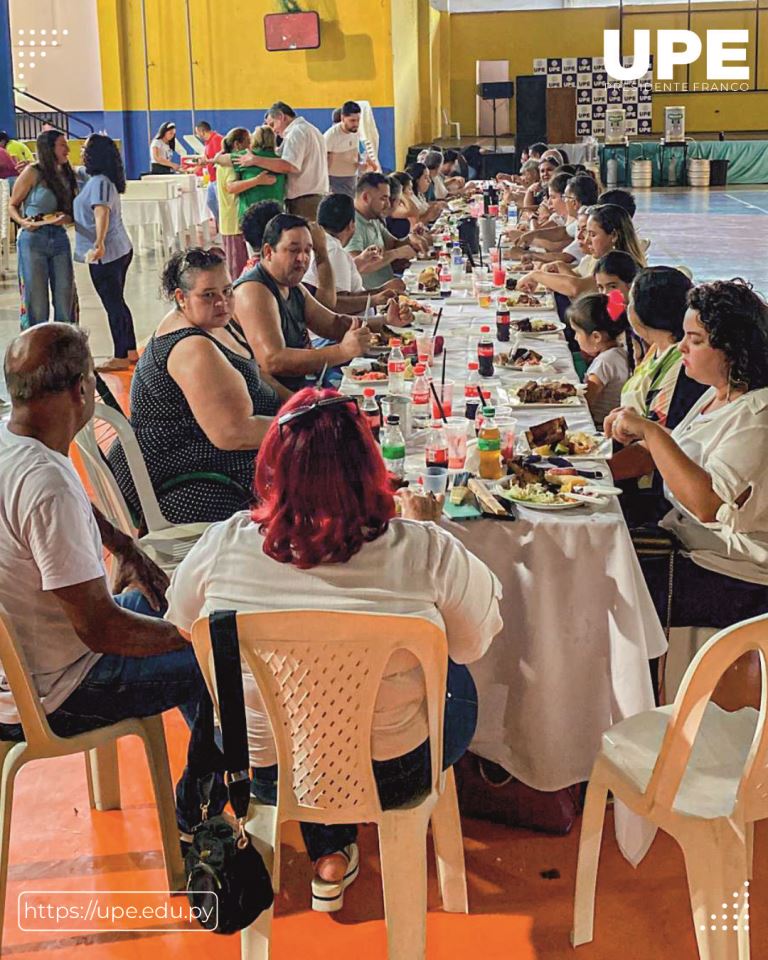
left=13, top=87, right=95, bottom=140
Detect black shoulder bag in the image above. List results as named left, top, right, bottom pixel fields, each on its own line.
left=185, top=610, right=274, bottom=935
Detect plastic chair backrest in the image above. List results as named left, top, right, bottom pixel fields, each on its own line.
left=0, top=612, right=55, bottom=748
left=191, top=610, right=447, bottom=825
left=74, top=403, right=170, bottom=534
left=643, top=614, right=768, bottom=820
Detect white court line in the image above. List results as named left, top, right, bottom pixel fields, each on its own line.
left=724, top=193, right=768, bottom=215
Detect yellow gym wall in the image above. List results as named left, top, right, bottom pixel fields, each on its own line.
left=447, top=1, right=768, bottom=139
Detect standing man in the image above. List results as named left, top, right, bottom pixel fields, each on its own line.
left=324, top=101, right=367, bottom=199
left=238, top=102, right=328, bottom=220
left=345, top=173, right=417, bottom=292
left=194, top=120, right=223, bottom=231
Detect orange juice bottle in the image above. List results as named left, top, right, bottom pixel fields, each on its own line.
left=478, top=407, right=503, bottom=480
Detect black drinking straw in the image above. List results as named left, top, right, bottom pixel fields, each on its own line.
left=432, top=307, right=443, bottom=339
left=476, top=385, right=485, bottom=405
left=430, top=382, right=448, bottom=424
left=440, top=348, right=447, bottom=393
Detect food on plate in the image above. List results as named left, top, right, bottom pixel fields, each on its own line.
left=514, top=380, right=578, bottom=404
left=510, top=317, right=559, bottom=333
left=418, top=266, right=440, bottom=292
left=369, top=328, right=417, bottom=349
left=510, top=292, right=544, bottom=307
left=495, top=465, right=583, bottom=506
left=347, top=358, right=415, bottom=382
left=525, top=417, right=601, bottom=456
left=450, top=471, right=470, bottom=505
left=496, top=348, right=544, bottom=370
left=30, top=212, right=64, bottom=223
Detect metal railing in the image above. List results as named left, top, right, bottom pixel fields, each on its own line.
left=12, top=87, right=95, bottom=140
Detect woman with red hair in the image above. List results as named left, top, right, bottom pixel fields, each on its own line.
left=167, top=386, right=502, bottom=912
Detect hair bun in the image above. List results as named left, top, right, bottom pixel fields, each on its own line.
left=607, top=289, right=626, bottom=321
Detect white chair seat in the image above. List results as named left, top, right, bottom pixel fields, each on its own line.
left=602, top=703, right=758, bottom=819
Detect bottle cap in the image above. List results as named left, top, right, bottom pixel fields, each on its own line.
left=386, top=414, right=400, bottom=425
left=414, top=363, right=426, bottom=375
left=480, top=325, right=491, bottom=333
left=467, top=361, right=479, bottom=370
left=482, top=406, right=495, bottom=417
left=363, top=387, right=376, bottom=397
left=390, top=338, right=402, bottom=347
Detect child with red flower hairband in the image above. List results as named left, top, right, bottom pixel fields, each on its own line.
left=566, top=290, right=630, bottom=428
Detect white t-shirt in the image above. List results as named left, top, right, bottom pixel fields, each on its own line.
left=565, top=219, right=578, bottom=238
left=586, top=345, right=629, bottom=428
left=0, top=425, right=104, bottom=724
left=304, top=232, right=364, bottom=294
left=324, top=122, right=360, bottom=178
left=660, top=387, right=768, bottom=584
left=279, top=116, right=329, bottom=199
left=576, top=254, right=597, bottom=279
left=165, top=513, right=502, bottom=765
left=150, top=138, right=173, bottom=165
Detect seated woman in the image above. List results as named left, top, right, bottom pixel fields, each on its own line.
left=517, top=203, right=647, bottom=301
left=109, top=248, right=282, bottom=524
left=403, top=162, right=443, bottom=225
left=594, top=250, right=639, bottom=299
left=606, top=279, right=768, bottom=636
left=165, top=387, right=502, bottom=910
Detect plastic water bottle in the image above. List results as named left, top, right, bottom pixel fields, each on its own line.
left=451, top=242, right=464, bottom=283
left=381, top=415, right=406, bottom=478
left=411, top=363, right=431, bottom=430
left=361, top=387, right=381, bottom=441
left=387, top=338, right=406, bottom=395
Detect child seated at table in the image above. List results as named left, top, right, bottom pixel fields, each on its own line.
left=234, top=126, right=286, bottom=222
left=566, top=292, right=630, bottom=429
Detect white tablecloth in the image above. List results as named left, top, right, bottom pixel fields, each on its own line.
left=362, top=291, right=667, bottom=866
left=122, top=185, right=211, bottom=253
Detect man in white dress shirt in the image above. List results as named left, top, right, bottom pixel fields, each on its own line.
left=248, top=101, right=329, bottom=220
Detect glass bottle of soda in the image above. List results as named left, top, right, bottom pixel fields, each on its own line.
left=425, top=419, right=449, bottom=468
left=439, top=264, right=452, bottom=298
left=496, top=301, right=511, bottom=342
left=361, top=387, right=381, bottom=441
left=464, top=361, right=481, bottom=421
left=478, top=407, right=503, bottom=480
left=477, top=325, right=495, bottom=377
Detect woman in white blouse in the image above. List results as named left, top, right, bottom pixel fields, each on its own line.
left=150, top=121, right=180, bottom=174
left=166, top=387, right=502, bottom=912
left=606, top=279, right=768, bottom=632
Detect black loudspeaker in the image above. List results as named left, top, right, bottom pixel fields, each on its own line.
left=477, top=81, right=515, bottom=101
left=515, top=75, right=547, bottom=162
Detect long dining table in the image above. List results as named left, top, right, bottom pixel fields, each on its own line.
left=342, top=275, right=667, bottom=866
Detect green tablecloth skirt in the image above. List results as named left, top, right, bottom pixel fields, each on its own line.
left=599, top=140, right=768, bottom=186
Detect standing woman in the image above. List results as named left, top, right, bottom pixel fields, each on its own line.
left=9, top=130, right=78, bottom=328
left=150, top=121, right=181, bottom=174
left=74, top=134, right=137, bottom=372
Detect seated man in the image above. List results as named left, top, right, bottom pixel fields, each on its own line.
left=303, top=193, right=400, bottom=315
left=345, top=173, right=417, bottom=291
left=234, top=213, right=406, bottom=391
left=0, top=324, right=223, bottom=840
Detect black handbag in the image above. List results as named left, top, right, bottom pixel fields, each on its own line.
left=185, top=610, right=274, bottom=935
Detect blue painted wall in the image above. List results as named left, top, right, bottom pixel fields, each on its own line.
left=103, top=107, right=396, bottom=180
left=0, top=0, right=16, bottom=135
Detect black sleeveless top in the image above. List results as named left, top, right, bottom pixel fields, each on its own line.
left=108, top=326, right=280, bottom=524
left=234, top=262, right=310, bottom=392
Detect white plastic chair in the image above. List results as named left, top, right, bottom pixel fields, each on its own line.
left=191, top=610, right=468, bottom=960
left=442, top=109, right=461, bottom=142
left=74, top=402, right=211, bottom=571
left=0, top=612, right=185, bottom=951
left=572, top=613, right=768, bottom=960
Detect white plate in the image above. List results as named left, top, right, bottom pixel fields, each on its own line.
left=495, top=489, right=584, bottom=511
left=509, top=319, right=565, bottom=335
left=507, top=296, right=556, bottom=312
left=523, top=434, right=612, bottom=460
left=497, top=355, right=558, bottom=376
left=508, top=383, right=584, bottom=408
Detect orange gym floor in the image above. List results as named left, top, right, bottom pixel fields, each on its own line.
left=4, top=369, right=762, bottom=960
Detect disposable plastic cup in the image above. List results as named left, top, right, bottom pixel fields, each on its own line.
left=495, top=417, right=519, bottom=461
left=423, top=466, right=449, bottom=496
left=431, top=380, right=454, bottom=419
left=445, top=417, right=469, bottom=470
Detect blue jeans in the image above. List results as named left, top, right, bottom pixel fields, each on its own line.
left=206, top=181, right=219, bottom=231
left=17, top=225, right=75, bottom=328
left=251, top=660, right=478, bottom=861
left=0, top=591, right=226, bottom=833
